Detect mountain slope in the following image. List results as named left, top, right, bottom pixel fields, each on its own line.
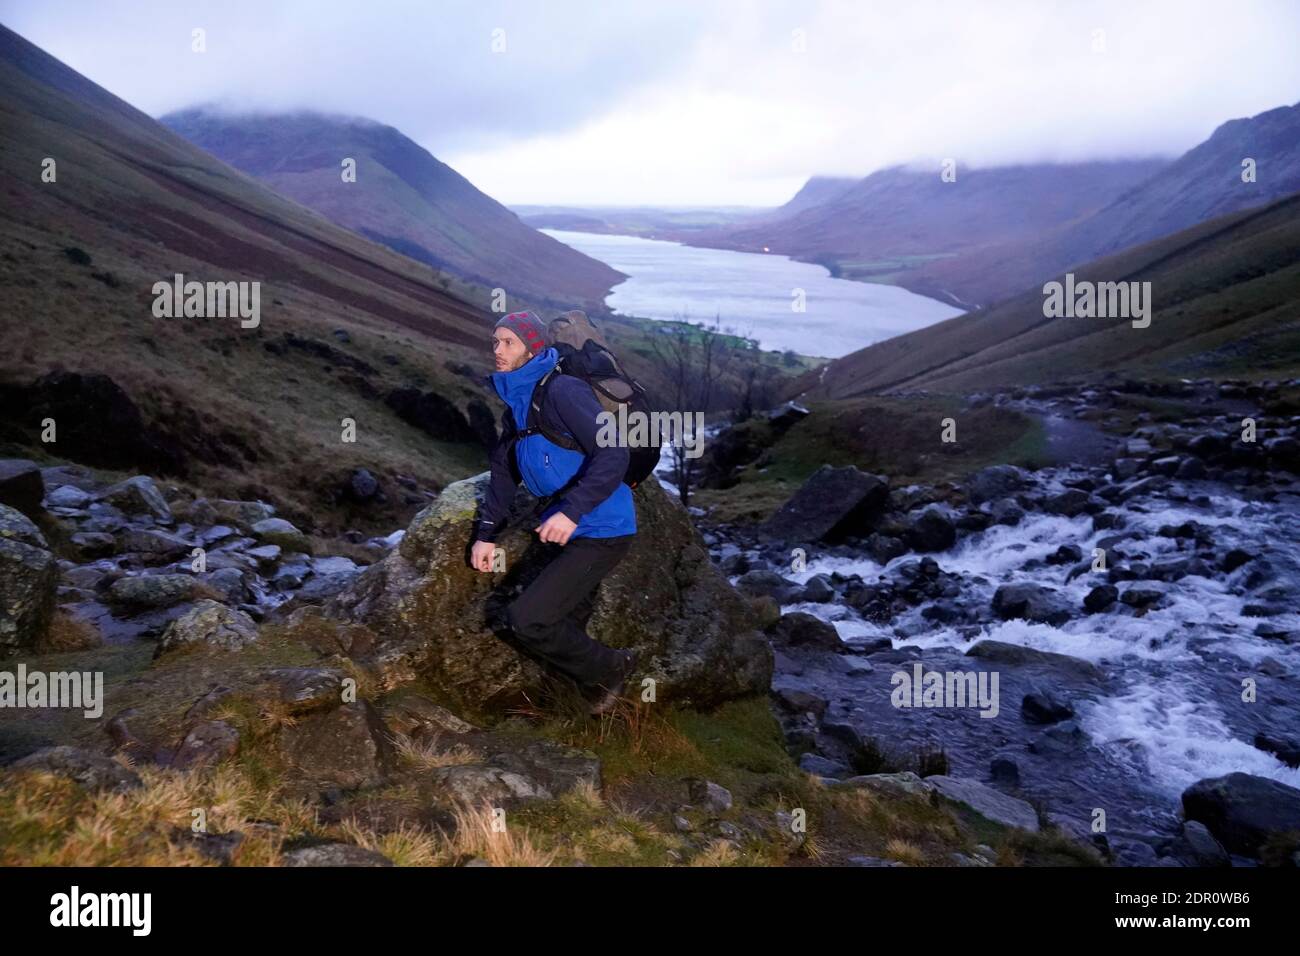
left=801, top=190, right=1300, bottom=398
left=0, top=24, right=506, bottom=531
left=161, top=108, right=624, bottom=310
left=686, top=160, right=1167, bottom=304
left=907, top=100, right=1300, bottom=305
left=764, top=175, right=858, bottom=218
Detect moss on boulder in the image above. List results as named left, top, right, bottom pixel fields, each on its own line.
left=321, top=474, right=773, bottom=722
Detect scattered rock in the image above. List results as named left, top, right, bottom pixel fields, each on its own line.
left=800, top=575, right=835, bottom=603
left=1175, top=820, right=1231, bottom=867
left=252, top=517, right=312, bottom=555
left=427, top=764, right=552, bottom=804
left=990, top=755, right=1021, bottom=787
left=1083, top=584, right=1118, bottom=613
left=926, top=775, right=1040, bottom=832
left=686, top=778, right=733, bottom=813
left=172, top=720, right=240, bottom=769
left=107, top=574, right=201, bottom=610
left=1181, top=772, right=1300, bottom=858
left=760, top=465, right=888, bottom=543
left=991, top=583, right=1072, bottom=626
left=1028, top=720, right=1089, bottom=755
left=0, top=505, right=58, bottom=653
left=905, top=506, right=956, bottom=553
left=98, top=475, right=172, bottom=522
left=156, top=600, right=259, bottom=656
left=735, top=569, right=802, bottom=603
left=967, top=465, right=1027, bottom=505
left=1254, top=732, right=1300, bottom=769
left=281, top=843, right=394, bottom=867
left=277, top=701, right=398, bottom=792
left=799, top=753, right=851, bottom=778
left=68, top=531, right=116, bottom=560
left=767, top=612, right=842, bottom=650
left=10, top=745, right=141, bottom=792
left=965, top=640, right=1103, bottom=681
left=840, top=771, right=933, bottom=799
left=1021, top=690, right=1074, bottom=724
left=0, top=459, right=44, bottom=519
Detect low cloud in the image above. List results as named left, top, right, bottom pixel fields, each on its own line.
left=5, top=0, right=1298, bottom=204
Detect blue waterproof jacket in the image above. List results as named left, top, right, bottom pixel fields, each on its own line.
left=474, top=348, right=636, bottom=542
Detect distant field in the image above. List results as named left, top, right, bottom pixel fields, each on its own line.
left=514, top=205, right=770, bottom=238
left=823, top=252, right=959, bottom=285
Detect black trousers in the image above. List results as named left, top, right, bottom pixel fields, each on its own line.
left=506, top=534, right=634, bottom=688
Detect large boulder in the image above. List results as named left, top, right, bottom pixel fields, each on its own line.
left=107, top=574, right=203, bottom=610
left=967, top=465, right=1027, bottom=505
left=320, top=474, right=773, bottom=721
left=926, top=775, right=1040, bottom=832
left=965, top=640, right=1103, bottom=681
left=0, top=504, right=58, bottom=655
left=992, top=583, right=1073, bottom=627
left=1181, top=772, right=1300, bottom=858
left=0, top=460, right=44, bottom=519
left=904, top=505, right=957, bottom=553
left=760, top=465, right=889, bottom=543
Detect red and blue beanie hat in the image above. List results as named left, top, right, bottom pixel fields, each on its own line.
left=494, top=310, right=550, bottom=354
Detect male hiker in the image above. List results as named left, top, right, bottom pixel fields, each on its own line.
left=470, top=310, right=639, bottom=716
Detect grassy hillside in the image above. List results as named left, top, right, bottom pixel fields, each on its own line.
left=694, top=396, right=1047, bottom=524
left=683, top=101, right=1300, bottom=310
left=904, top=100, right=1300, bottom=306
left=0, top=25, right=505, bottom=533
left=162, top=109, right=625, bottom=312
left=800, top=190, right=1300, bottom=399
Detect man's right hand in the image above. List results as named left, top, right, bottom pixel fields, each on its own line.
left=470, top=540, right=497, bottom=573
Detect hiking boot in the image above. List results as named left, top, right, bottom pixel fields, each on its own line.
left=587, top=649, right=639, bottom=717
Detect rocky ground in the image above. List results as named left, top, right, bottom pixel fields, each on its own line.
left=2, top=376, right=1297, bottom=866
left=697, top=377, right=1300, bottom=867
left=0, top=455, right=1086, bottom=867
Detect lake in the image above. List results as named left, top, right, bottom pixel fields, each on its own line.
left=542, top=228, right=963, bottom=358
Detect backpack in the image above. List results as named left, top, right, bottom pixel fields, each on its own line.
left=509, top=311, right=661, bottom=489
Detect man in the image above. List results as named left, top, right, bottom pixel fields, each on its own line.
left=470, top=310, right=639, bottom=716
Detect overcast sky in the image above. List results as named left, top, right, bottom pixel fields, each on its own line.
left=3, top=0, right=1299, bottom=206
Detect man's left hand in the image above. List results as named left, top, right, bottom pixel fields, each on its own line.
left=535, top=513, right=577, bottom=545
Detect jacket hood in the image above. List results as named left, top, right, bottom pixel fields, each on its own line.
left=491, top=347, right=558, bottom=407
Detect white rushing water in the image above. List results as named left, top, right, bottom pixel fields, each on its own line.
left=739, top=479, right=1300, bottom=798
left=542, top=228, right=963, bottom=358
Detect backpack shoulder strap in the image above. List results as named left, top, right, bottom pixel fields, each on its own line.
left=514, top=368, right=581, bottom=451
